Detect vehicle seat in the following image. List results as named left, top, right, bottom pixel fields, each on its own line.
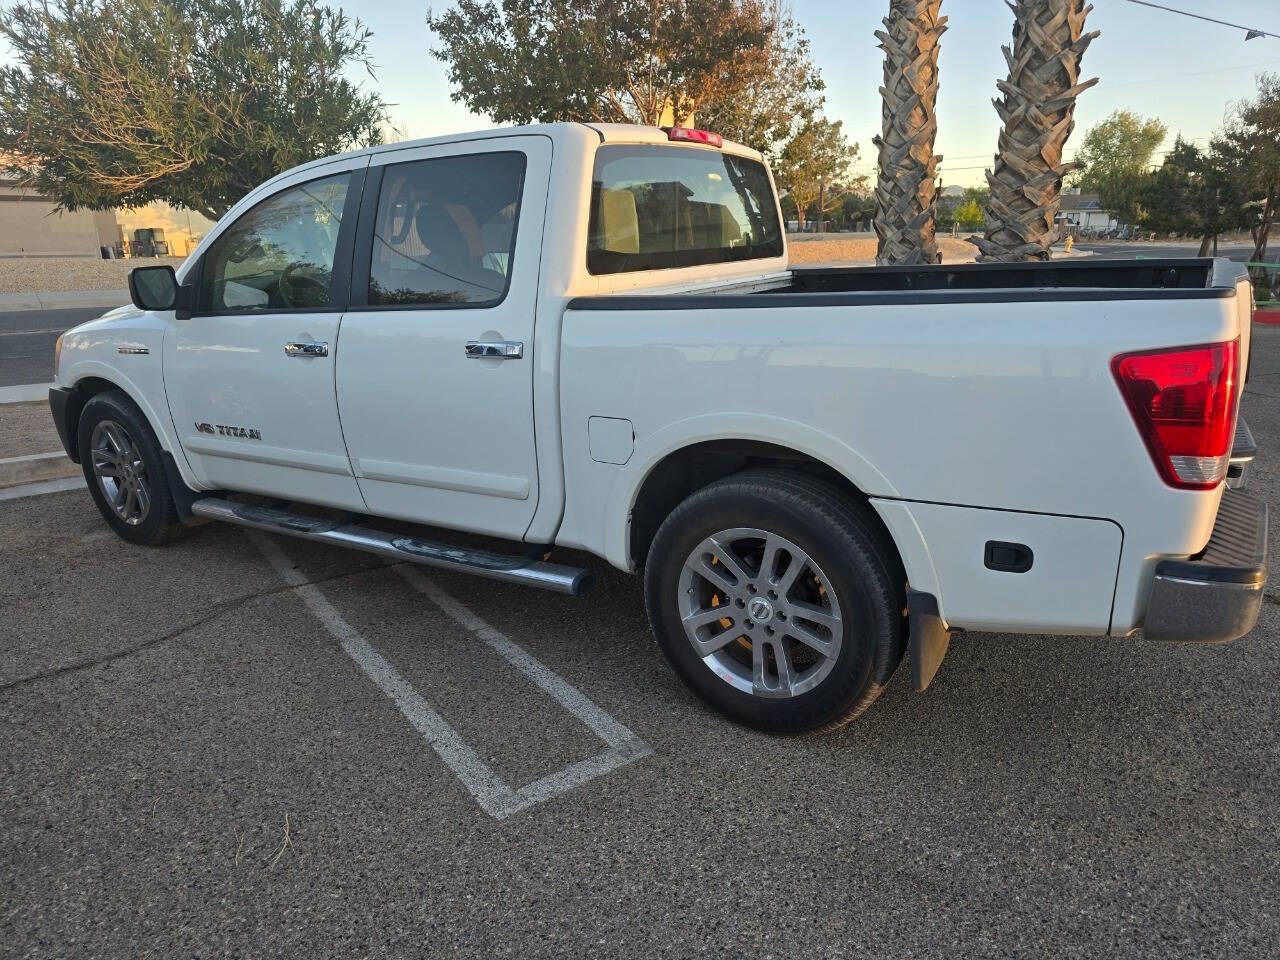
left=596, top=188, right=640, bottom=254
left=413, top=203, right=506, bottom=298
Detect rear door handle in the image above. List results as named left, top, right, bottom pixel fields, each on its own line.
left=465, top=340, right=523, bottom=360
left=284, top=341, right=328, bottom=358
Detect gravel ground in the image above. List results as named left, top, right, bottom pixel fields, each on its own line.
left=0, top=257, right=184, bottom=295
left=0, top=401, right=61, bottom=459
left=788, top=232, right=979, bottom=263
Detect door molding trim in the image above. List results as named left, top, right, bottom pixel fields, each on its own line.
left=354, top=457, right=530, bottom=500
left=182, top=436, right=353, bottom=475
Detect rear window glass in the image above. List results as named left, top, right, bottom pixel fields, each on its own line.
left=587, top=145, right=783, bottom=275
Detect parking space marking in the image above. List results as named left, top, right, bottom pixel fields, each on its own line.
left=396, top=566, right=652, bottom=810
left=249, top=531, right=650, bottom=820
left=0, top=476, right=85, bottom=500
left=0, top=382, right=51, bottom=404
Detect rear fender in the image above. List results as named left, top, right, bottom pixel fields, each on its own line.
left=603, top=413, right=898, bottom=571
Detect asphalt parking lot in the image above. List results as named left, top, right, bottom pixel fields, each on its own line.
left=3, top=330, right=1279, bottom=959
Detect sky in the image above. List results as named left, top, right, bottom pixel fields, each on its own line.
left=354, top=0, right=1280, bottom=187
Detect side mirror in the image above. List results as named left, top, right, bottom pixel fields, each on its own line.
left=129, top=265, right=180, bottom=311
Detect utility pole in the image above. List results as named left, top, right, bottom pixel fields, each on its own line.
left=818, top=179, right=825, bottom=233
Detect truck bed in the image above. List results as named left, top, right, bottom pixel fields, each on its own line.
left=570, top=258, right=1237, bottom=310
left=560, top=255, right=1251, bottom=637
left=777, top=258, right=1218, bottom=295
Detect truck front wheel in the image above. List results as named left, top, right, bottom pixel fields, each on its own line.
left=77, top=390, right=186, bottom=546
left=644, top=469, right=906, bottom=732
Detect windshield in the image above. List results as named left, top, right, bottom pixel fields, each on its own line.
left=587, top=145, right=783, bottom=275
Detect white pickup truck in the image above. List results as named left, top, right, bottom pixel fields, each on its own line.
left=49, top=123, right=1267, bottom=731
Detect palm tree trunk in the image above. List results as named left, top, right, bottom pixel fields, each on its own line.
left=873, top=0, right=947, bottom=265
left=974, top=0, right=1098, bottom=262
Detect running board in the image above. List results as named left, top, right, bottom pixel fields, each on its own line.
left=190, top=497, right=594, bottom=595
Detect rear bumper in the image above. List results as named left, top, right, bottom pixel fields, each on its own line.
left=1144, top=489, right=1268, bottom=643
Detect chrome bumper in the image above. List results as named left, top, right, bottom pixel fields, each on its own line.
left=1144, top=489, right=1268, bottom=644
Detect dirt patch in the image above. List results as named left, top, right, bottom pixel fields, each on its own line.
left=787, top=233, right=978, bottom=264
left=0, top=257, right=185, bottom=295
left=0, top=401, right=64, bottom=459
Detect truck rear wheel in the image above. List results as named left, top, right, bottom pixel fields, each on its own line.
left=77, top=390, right=186, bottom=547
left=644, top=469, right=906, bottom=732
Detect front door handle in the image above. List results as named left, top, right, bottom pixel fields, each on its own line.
left=465, top=340, right=523, bottom=360
left=284, top=340, right=329, bottom=358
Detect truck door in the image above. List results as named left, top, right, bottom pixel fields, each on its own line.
left=336, top=136, right=551, bottom=539
left=164, top=164, right=368, bottom=511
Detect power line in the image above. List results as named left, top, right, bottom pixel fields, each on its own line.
left=1123, top=1, right=1280, bottom=41
left=1103, top=58, right=1280, bottom=90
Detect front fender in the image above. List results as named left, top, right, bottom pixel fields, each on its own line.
left=59, top=356, right=201, bottom=493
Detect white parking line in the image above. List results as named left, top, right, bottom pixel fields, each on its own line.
left=249, top=531, right=650, bottom=819
left=0, top=476, right=85, bottom=501
left=0, top=382, right=51, bottom=404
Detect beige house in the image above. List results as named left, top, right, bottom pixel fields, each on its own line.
left=0, top=177, right=215, bottom=259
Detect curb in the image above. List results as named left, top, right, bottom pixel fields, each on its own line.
left=0, top=475, right=85, bottom=501
left=0, top=289, right=129, bottom=314
left=0, top=383, right=51, bottom=404
left=0, top=451, right=79, bottom=489
left=1256, top=308, right=1280, bottom=325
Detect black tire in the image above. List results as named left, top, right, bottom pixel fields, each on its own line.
left=644, top=469, right=906, bottom=732
left=77, top=390, right=186, bottom=546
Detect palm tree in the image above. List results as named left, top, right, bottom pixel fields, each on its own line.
left=873, top=0, right=947, bottom=265
left=974, top=0, right=1098, bottom=262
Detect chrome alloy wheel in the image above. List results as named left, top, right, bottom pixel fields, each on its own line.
left=89, top=419, right=151, bottom=526
left=677, top=528, right=843, bottom=699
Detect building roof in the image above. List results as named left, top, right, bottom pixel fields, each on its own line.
left=1059, top=192, right=1107, bottom=212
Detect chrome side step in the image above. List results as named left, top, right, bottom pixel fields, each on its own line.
left=190, top=497, right=593, bottom=595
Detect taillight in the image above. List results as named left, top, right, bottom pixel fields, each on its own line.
left=1112, top=339, right=1239, bottom=489
left=667, top=127, right=723, bottom=148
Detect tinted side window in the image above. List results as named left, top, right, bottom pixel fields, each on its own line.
left=368, top=152, right=525, bottom=307
left=587, top=145, right=783, bottom=275
left=199, top=173, right=350, bottom=312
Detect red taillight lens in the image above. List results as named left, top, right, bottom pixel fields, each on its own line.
left=667, top=127, right=723, bottom=148
left=1111, top=339, right=1239, bottom=489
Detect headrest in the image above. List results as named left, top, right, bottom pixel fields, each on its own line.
left=415, top=203, right=469, bottom=261
left=597, top=188, right=639, bottom=254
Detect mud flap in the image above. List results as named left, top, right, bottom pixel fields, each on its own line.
left=907, top=588, right=951, bottom=693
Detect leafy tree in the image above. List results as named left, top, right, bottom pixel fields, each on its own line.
left=953, top=197, right=984, bottom=231
left=938, top=185, right=987, bottom=232
left=1136, top=139, right=1208, bottom=240
left=1223, top=73, right=1280, bottom=265
left=1136, top=138, right=1248, bottom=253
left=696, top=2, right=827, bottom=162
left=0, top=0, right=389, bottom=222
left=837, top=189, right=876, bottom=230
left=1071, top=109, right=1167, bottom=226
left=773, top=117, right=858, bottom=229
left=426, top=0, right=779, bottom=129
